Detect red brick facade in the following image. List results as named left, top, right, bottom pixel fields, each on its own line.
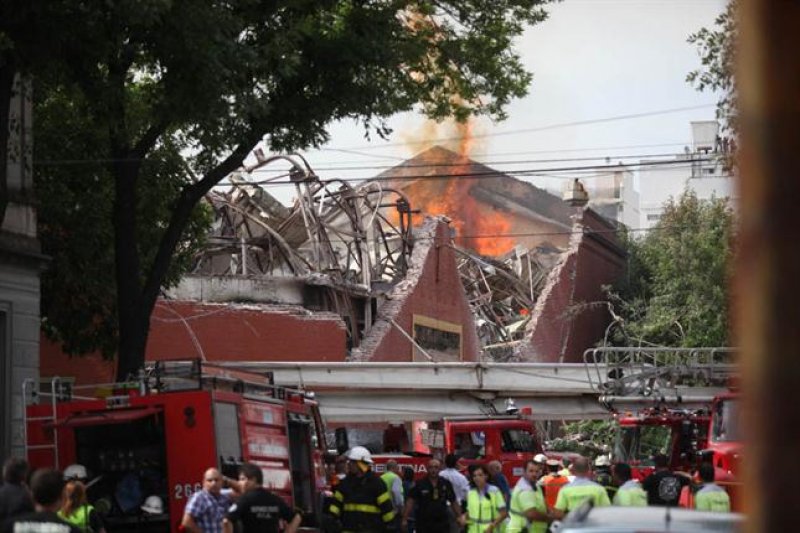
left=520, top=210, right=626, bottom=362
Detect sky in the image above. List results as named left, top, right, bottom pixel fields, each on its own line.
left=250, top=0, right=728, bottom=203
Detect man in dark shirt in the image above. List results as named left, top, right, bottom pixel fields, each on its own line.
left=3, top=468, right=80, bottom=533
left=402, top=459, right=461, bottom=533
left=641, top=454, right=689, bottom=506
left=224, top=463, right=300, bottom=533
left=0, top=458, right=34, bottom=525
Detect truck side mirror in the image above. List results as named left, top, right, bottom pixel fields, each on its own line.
left=335, top=427, right=349, bottom=455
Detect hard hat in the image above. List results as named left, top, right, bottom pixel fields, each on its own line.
left=141, top=495, right=164, bottom=515
left=594, top=455, right=611, bottom=467
left=546, top=458, right=561, bottom=467
left=64, top=464, right=88, bottom=481
left=533, top=453, right=547, bottom=464
left=345, top=446, right=374, bottom=464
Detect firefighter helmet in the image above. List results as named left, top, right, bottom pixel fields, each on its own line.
left=345, top=446, right=374, bottom=464
left=141, top=495, right=164, bottom=514
left=64, top=464, right=88, bottom=481
left=594, top=455, right=611, bottom=467
left=533, top=453, right=547, bottom=465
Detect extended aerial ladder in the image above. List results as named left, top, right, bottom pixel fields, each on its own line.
left=583, top=346, right=737, bottom=409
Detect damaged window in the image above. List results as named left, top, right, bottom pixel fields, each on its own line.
left=413, top=323, right=461, bottom=358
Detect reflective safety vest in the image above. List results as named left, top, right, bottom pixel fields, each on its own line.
left=507, top=479, right=547, bottom=533
left=694, top=483, right=731, bottom=512
left=466, top=485, right=506, bottom=533
left=539, top=474, right=569, bottom=509
left=553, top=478, right=611, bottom=513
left=58, top=505, right=94, bottom=533
left=329, top=471, right=396, bottom=532
left=380, top=470, right=402, bottom=509
left=612, top=480, right=648, bottom=507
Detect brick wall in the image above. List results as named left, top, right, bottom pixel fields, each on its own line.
left=520, top=210, right=626, bottom=363
left=146, top=301, right=348, bottom=363
left=353, top=218, right=480, bottom=362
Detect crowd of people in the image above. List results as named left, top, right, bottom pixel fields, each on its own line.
left=326, top=448, right=732, bottom=533
left=0, top=449, right=731, bottom=533
left=0, top=458, right=105, bottom=533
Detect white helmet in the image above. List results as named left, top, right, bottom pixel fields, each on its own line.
left=64, top=464, right=88, bottom=481
left=533, top=453, right=548, bottom=465
left=345, top=446, right=374, bottom=464
left=594, top=455, right=611, bottom=467
left=141, top=495, right=164, bottom=515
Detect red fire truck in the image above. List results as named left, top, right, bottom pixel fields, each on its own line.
left=585, top=347, right=743, bottom=510
left=24, top=360, right=329, bottom=532
left=337, top=411, right=546, bottom=485
left=612, top=407, right=711, bottom=479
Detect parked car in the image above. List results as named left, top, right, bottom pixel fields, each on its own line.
left=552, top=502, right=743, bottom=533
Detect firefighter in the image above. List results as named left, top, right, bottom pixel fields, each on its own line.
left=641, top=454, right=689, bottom=507
left=538, top=459, right=568, bottom=511
left=592, top=456, right=615, bottom=501
left=610, top=463, right=647, bottom=507
left=551, top=457, right=611, bottom=519
left=403, top=459, right=461, bottom=533
left=329, top=446, right=396, bottom=532
left=460, top=464, right=507, bottom=533
left=694, top=463, right=731, bottom=512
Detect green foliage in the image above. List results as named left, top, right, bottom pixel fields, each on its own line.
left=687, top=0, right=737, bottom=136
left=19, top=0, right=553, bottom=371
left=606, top=191, right=735, bottom=347
left=547, top=420, right=616, bottom=456
left=35, top=83, right=211, bottom=357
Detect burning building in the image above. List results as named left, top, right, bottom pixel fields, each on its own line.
left=379, top=146, right=626, bottom=362
left=40, top=146, right=626, bottom=384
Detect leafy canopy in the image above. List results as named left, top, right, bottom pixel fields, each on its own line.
left=606, top=191, right=735, bottom=348
left=35, top=83, right=211, bottom=357
left=687, top=0, right=737, bottom=136
left=24, top=0, right=553, bottom=371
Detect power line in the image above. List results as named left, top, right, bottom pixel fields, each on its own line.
left=260, top=151, right=715, bottom=173
left=234, top=157, right=718, bottom=186
left=310, top=141, right=695, bottom=166
left=327, top=104, right=717, bottom=151
left=204, top=223, right=700, bottom=244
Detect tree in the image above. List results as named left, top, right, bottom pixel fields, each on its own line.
left=35, top=83, right=211, bottom=358
left=687, top=0, right=738, bottom=137
left=606, top=191, right=735, bottom=348
left=18, top=0, right=552, bottom=379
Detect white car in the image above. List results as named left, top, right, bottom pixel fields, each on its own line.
left=552, top=502, right=743, bottom=533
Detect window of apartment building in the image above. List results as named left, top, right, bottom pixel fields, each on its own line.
left=647, top=214, right=662, bottom=222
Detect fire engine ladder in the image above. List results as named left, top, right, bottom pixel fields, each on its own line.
left=582, top=347, right=737, bottom=411
left=201, top=361, right=608, bottom=421
left=21, top=377, right=64, bottom=469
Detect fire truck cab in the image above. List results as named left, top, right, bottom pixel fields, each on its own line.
left=612, top=408, right=711, bottom=479
left=24, top=360, right=328, bottom=533
left=346, top=413, right=544, bottom=485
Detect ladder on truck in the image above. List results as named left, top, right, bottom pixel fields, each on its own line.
left=21, top=360, right=312, bottom=463
left=583, top=347, right=737, bottom=410
left=21, top=377, right=75, bottom=469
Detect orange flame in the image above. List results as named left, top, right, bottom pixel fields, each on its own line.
left=394, top=118, right=515, bottom=256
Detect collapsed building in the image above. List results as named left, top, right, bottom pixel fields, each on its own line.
left=40, top=148, right=626, bottom=383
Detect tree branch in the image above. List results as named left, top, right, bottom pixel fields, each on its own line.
left=139, top=137, right=261, bottom=311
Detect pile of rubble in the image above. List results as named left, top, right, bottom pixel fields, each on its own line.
left=456, top=245, right=563, bottom=361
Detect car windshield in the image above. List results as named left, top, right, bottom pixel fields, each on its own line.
left=614, top=425, right=672, bottom=465
left=712, top=398, right=740, bottom=442
left=501, top=429, right=537, bottom=453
